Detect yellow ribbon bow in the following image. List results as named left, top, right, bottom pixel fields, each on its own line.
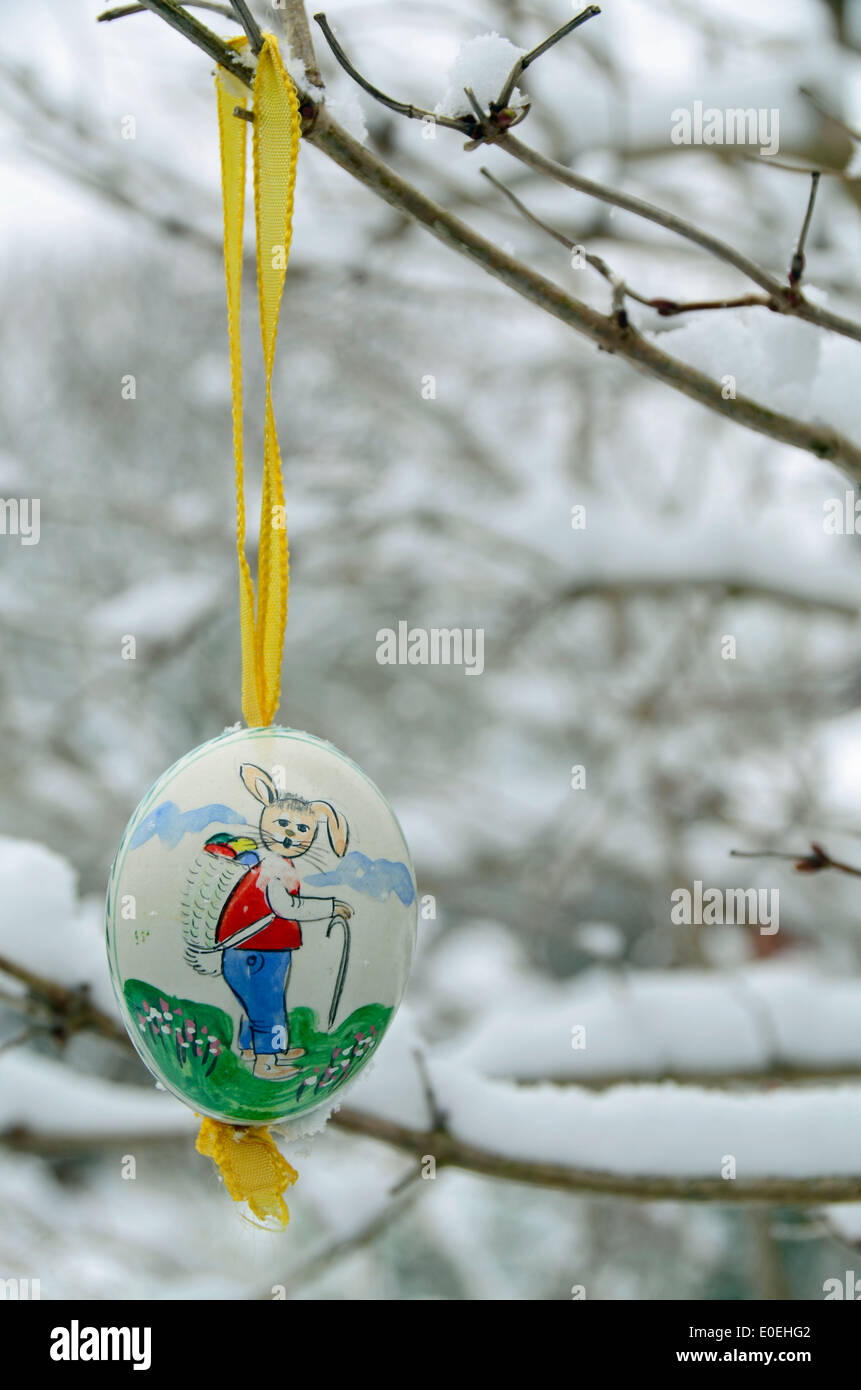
left=197, top=1118, right=298, bottom=1229
left=201, top=33, right=301, bottom=1229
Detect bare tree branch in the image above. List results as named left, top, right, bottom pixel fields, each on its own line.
left=334, top=1107, right=861, bottom=1203
left=95, top=0, right=861, bottom=472
left=481, top=166, right=770, bottom=319
left=0, top=953, right=129, bottom=1047
left=312, top=10, right=861, bottom=348
left=306, top=109, right=861, bottom=473
left=99, top=1, right=234, bottom=19
left=312, top=12, right=469, bottom=132
left=493, top=5, right=601, bottom=112
left=101, top=0, right=254, bottom=83
left=273, top=0, right=324, bottom=90
left=731, top=841, right=861, bottom=879
left=4, top=954, right=861, bottom=1198
left=789, top=172, right=821, bottom=286
left=498, top=133, right=861, bottom=346
left=228, top=0, right=262, bottom=55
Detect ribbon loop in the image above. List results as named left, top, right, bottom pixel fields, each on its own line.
left=208, top=36, right=301, bottom=1229
left=215, top=33, right=300, bottom=728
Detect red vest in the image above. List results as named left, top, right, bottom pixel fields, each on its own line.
left=215, top=863, right=302, bottom=951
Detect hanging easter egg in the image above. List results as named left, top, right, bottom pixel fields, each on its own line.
left=107, top=725, right=417, bottom=1127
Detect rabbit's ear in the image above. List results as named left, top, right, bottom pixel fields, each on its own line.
left=311, top=801, right=349, bottom=857
left=240, top=763, right=277, bottom=805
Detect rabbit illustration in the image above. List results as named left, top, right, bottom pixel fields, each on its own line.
left=201, top=763, right=352, bottom=1081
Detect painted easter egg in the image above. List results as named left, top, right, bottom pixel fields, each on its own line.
left=106, top=726, right=416, bottom=1126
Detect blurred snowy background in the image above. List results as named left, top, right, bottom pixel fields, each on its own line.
left=4, top=0, right=861, bottom=1300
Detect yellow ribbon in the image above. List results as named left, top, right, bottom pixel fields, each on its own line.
left=216, top=32, right=300, bottom=729
left=201, top=34, right=301, bottom=1229
left=196, top=1118, right=298, bottom=1229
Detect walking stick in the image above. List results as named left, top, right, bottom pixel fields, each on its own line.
left=326, top=912, right=351, bottom=1030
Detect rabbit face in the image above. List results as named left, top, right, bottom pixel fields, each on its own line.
left=260, top=797, right=317, bottom=858
left=240, top=763, right=349, bottom=861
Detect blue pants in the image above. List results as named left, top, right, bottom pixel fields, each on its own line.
left=222, top=947, right=292, bottom=1056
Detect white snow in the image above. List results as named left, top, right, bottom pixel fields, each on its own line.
left=0, top=1050, right=192, bottom=1139
left=448, top=961, right=861, bottom=1081
left=325, top=96, right=368, bottom=145
left=350, top=1009, right=861, bottom=1179
left=435, top=34, right=526, bottom=119
left=0, top=837, right=116, bottom=1014
left=645, top=300, right=861, bottom=443
left=87, top=573, right=219, bottom=646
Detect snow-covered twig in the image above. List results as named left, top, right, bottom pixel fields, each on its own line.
left=332, top=1102, right=861, bottom=1204
left=311, top=13, right=470, bottom=133
left=309, top=110, right=861, bottom=472
left=6, top=952, right=861, bottom=1199
left=492, top=5, right=601, bottom=113
left=93, top=0, right=861, bottom=475
left=228, top=0, right=262, bottom=55
left=313, top=8, right=861, bottom=350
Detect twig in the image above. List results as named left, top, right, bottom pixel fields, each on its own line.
left=481, top=166, right=769, bottom=319
left=789, top=172, right=820, bottom=287
left=731, top=842, right=861, bottom=879
left=494, top=4, right=601, bottom=111
left=413, top=1046, right=448, bottom=1131
left=312, top=12, right=470, bottom=132
left=334, top=1107, right=861, bottom=1203
left=311, top=10, right=771, bottom=293
left=498, top=133, right=861, bottom=345
left=800, top=86, right=861, bottom=143
left=5, top=955, right=861, bottom=1199
left=98, top=1, right=234, bottom=19
left=271, top=1186, right=419, bottom=1295
left=113, top=0, right=255, bottom=84
left=740, top=153, right=847, bottom=178
left=0, top=953, right=129, bottom=1046
left=310, top=10, right=861, bottom=348
left=309, top=110, right=861, bottom=470
left=229, top=0, right=262, bottom=55
left=96, top=6, right=861, bottom=477
left=274, top=0, right=324, bottom=91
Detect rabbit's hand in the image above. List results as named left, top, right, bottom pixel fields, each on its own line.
left=332, top=900, right=353, bottom=921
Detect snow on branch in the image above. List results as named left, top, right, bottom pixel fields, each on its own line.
left=96, top=0, right=861, bottom=476
left=3, top=836, right=861, bottom=1201
left=449, top=961, right=861, bottom=1087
